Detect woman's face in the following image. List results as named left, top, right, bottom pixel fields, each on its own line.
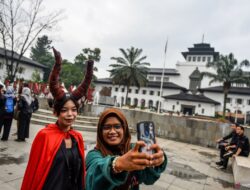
left=57, top=100, right=77, bottom=129
left=102, top=116, right=124, bottom=146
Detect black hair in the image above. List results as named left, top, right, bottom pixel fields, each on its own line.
left=233, top=122, right=240, bottom=127
left=236, top=125, right=244, bottom=131
left=53, top=94, right=79, bottom=116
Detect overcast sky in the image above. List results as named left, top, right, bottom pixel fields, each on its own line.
left=42, top=0, right=250, bottom=78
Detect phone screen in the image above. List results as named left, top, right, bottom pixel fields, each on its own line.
left=137, top=121, right=156, bottom=154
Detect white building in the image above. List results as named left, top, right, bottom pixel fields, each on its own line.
left=94, top=42, right=250, bottom=121
left=0, top=47, right=47, bottom=81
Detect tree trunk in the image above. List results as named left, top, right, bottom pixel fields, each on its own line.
left=223, top=82, right=231, bottom=118
left=125, top=85, right=129, bottom=105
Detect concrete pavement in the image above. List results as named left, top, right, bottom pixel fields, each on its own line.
left=0, top=120, right=242, bottom=190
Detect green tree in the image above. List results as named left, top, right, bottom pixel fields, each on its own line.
left=30, top=35, right=54, bottom=82
left=31, top=69, right=41, bottom=82
left=201, top=53, right=249, bottom=118
left=61, top=59, right=82, bottom=89
left=60, top=48, right=101, bottom=88
left=74, top=48, right=101, bottom=66
left=109, top=47, right=150, bottom=105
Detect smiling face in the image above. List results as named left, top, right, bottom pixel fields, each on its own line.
left=102, top=116, right=124, bottom=146
left=57, top=100, right=77, bottom=129
left=236, top=126, right=244, bottom=136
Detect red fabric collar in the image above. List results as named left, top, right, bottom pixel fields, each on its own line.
left=21, top=123, right=85, bottom=190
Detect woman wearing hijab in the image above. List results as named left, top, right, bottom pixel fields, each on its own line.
left=16, top=86, right=33, bottom=141
left=21, top=47, right=94, bottom=190
left=0, top=86, right=16, bottom=141
left=86, top=108, right=167, bottom=190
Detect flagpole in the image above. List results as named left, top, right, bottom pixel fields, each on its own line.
left=158, top=38, right=168, bottom=113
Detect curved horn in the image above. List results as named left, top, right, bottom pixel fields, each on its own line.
left=71, top=60, right=94, bottom=100
left=49, top=47, right=65, bottom=100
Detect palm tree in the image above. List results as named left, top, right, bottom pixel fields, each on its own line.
left=201, top=53, right=249, bottom=118
left=109, top=47, right=150, bottom=105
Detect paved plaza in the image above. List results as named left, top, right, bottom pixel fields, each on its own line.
left=0, top=121, right=243, bottom=190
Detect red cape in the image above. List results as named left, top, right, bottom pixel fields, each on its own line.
left=21, top=123, right=85, bottom=190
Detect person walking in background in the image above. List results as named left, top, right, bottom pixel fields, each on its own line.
left=21, top=47, right=94, bottom=190
left=0, top=83, right=5, bottom=135
left=86, top=108, right=167, bottom=190
left=0, top=86, right=16, bottom=141
left=16, top=87, right=33, bottom=141
left=32, top=94, right=39, bottom=112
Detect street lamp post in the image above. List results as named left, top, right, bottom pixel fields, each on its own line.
left=158, top=38, right=168, bottom=114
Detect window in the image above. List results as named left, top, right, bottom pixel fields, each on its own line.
left=156, top=77, right=161, bottom=81
left=135, top=89, right=139, bottom=94
left=202, top=57, right=206, bottom=62
left=236, top=83, right=244, bottom=87
left=158, top=91, right=160, bottom=96
left=142, top=90, right=147, bottom=95
left=198, top=104, right=201, bottom=107
left=148, top=76, right=154, bottom=81
left=128, top=88, right=132, bottom=93
left=121, top=88, right=125, bottom=92
left=192, top=56, right=196, bottom=62
left=188, top=56, right=192, bottom=61
left=248, top=100, right=250, bottom=105
left=226, top=98, right=231, bottom=103
left=236, top=99, right=242, bottom=104
left=207, top=57, right=211, bottom=62
left=197, top=57, right=201, bottom=62
left=150, top=91, right=154, bottom=95
left=176, top=101, right=179, bottom=105
left=172, top=105, right=175, bottom=110
left=18, top=67, right=25, bottom=74
left=202, top=108, right=205, bottom=114
left=115, top=87, right=118, bottom=92
left=0, top=62, right=3, bottom=69
left=163, top=77, right=169, bottom=82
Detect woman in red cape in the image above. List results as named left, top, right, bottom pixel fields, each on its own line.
left=21, top=48, right=94, bottom=190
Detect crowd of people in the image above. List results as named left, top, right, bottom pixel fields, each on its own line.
left=0, top=82, right=39, bottom=142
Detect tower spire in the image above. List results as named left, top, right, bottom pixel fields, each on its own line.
left=202, top=34, right=205, bottom=43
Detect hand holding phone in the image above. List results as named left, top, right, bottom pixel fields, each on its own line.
left=137, top=121, right=156, bottom=155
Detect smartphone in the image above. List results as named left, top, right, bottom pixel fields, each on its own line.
left=137, top=121, right=156, bottom=154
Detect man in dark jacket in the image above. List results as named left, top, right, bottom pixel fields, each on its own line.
left=220, top=125, right=249, bottom=169
left=216, top=123, right=238, bottom=166
left=0, top=84, right=5, bottom=134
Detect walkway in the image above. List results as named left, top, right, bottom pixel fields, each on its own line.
left=0, top=121, right=238, bottom=190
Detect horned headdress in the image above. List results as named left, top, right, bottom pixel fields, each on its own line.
left=49, top=47, right=94, bottom=102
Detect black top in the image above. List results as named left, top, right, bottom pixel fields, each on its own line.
left=0, top=94, right=5, bottom=117
left=18, top=97, right=33, bottom=114
left=223, top=130, right=238, bottom=145
left=43, top=137, right=83, bottom=190
left=237, top=135, right=250, bottom=157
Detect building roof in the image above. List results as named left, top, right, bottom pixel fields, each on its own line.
left=149, top=68, right=180, bottom=76
left=163, top=92, right=220, bottom=105
left=0, top=47, right=48, bottom=69
left=181, top=43, right=219, bottom=59
left=94, top=78, right=186, bottom=90
left=199, top=86, right=250, bottom=96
